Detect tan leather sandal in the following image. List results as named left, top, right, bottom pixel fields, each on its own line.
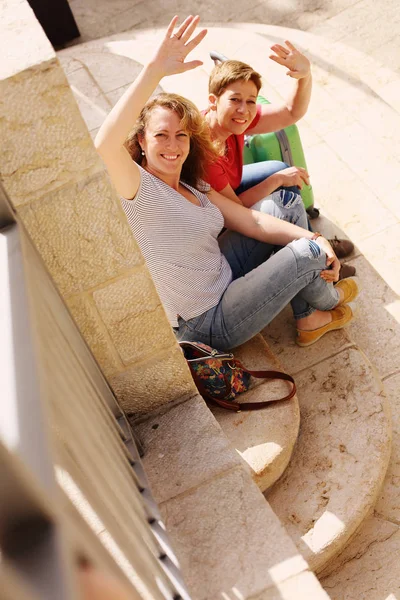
left=296, top=305, right=354, bottom=347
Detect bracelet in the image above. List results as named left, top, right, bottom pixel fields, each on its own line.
left=311, top=232, right=322, bottom=240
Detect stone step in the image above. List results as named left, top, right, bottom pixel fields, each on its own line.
left=262, top=306, right=392, bottom=573
left=210, top=334, right=300, bottom=492
left=135, top=393, right=329, bottom=600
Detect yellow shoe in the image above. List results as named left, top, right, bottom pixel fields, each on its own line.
left=296, top=305, right=354, bottom=347
left=335, top=277, right=359, bottom=305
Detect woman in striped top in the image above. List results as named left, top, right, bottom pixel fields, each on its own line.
left=95, top=15, right=358, bottom=349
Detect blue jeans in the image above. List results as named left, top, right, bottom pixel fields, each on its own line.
left=236, top=160, right=313, bottom=231
left=236, top=160, right=299, bottom=195
left=175, top=190, right=339, bottom=350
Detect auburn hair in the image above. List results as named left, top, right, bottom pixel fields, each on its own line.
left=209, top=60, right=262, bottom=97
left=125, top=93, right=218, bottom=190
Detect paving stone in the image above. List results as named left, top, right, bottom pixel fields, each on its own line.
left=63, top=66, right=112, bottom=132
left=266, top=347, right=391, bottom=573
left=305, top=144, right=395, bottom=243
left=211, top=335, right=300, bottom=492
left=375, top=372, right=400, bottom=524
left=136, top=395, right=240, bottom=504
left=159, top=466, right=309, bottom=600
left=296, top=120, right=322, bottom=150
left=355, top=101, right=400, bottom=160
left=323, top=122, right=400, bottom=199
left=342, top=254, right=400, bottom=379
left=320, top=515, right=400, bottom=599
left=340, top=12, right=400, bottom=54
left=356, top=223, right=400, bottom=297
left=380, top=182, right=400, bottom=221
left=68, top=0, right=149, bottom=42
left=380, top=77, right=400, bottom=114
left=308, top=0, right=396, bottom=45
left=59, top=49, right=144, bottom=95
left=307, top=85, right=354, bottom=136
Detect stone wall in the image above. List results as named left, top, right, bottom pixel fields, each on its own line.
left=0, top=0, right=196, bottom=415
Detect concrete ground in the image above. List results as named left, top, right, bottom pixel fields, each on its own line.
left=60, top=1, right=400, bottom=597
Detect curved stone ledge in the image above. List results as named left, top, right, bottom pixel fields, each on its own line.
left=211, top=334, right=300, bottom=492
left=266, top=346, right=391, bottom=573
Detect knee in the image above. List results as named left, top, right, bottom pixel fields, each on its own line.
left=271, top=188, right=303, bottom=211
left=288, top=237, right=326, bottom=269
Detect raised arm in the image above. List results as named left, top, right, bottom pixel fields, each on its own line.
left=247, top=41, right=312, bottom=135
left=95, top=15, right=207, bottom=199
left=208, top=188, right=340, bottom=282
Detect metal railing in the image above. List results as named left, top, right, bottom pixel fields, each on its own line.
left=0, top=185, right=191, bottom=600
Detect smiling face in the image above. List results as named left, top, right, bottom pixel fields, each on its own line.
left=210, top=79, right=258, bottom=137
left=140, top=106, right=190, bottom=182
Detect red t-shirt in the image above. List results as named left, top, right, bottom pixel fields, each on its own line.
left=205, top=104, right=262, bottom=192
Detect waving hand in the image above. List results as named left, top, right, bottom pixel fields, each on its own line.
left=269, top=41, right=311, bottom=79
left=151, top=15, right=207, bottom=77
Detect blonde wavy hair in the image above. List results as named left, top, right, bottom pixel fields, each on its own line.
left=125, top=93, right=218, bottom=190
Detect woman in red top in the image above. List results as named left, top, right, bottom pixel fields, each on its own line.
left=203, top=53, right=355, bottom=277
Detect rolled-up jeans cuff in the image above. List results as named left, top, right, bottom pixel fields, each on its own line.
left=294, top=306, right=317, bottom=320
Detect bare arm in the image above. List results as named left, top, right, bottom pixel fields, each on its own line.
left=94, top=15, right=207, bottom=199
left=219, top=168, right=310, bottom=208
left=246, top=41, right=312, bottom=135
left=208, top=188, right=340, bottom=281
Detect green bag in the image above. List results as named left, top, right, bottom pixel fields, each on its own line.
left=243, top=96, right=315, bottom=211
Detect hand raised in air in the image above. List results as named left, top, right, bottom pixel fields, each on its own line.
left=269, top=41, right=311, bottom=79
left=150, top=15, right=207, bottom=78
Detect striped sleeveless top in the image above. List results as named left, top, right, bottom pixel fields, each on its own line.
left=121, top=166, right=232, bottom=327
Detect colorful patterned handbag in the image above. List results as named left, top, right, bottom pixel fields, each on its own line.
left=179, top=341, right=296, bottom=412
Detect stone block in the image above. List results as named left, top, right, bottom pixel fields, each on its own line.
left=0, top=61, right=102, bottom=207
left=266, top=347, right=391, bottom=573
left=66, top=294, right=121, bottom=377
left=93, top=268, right=174, bottom=364
left=109, top=346, right=196, bottom=416
left=18, top=172, right=142, bottom=295
left=159, top=466, right=308, bottom=600
left=136, top=395, right=240, bottom=504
